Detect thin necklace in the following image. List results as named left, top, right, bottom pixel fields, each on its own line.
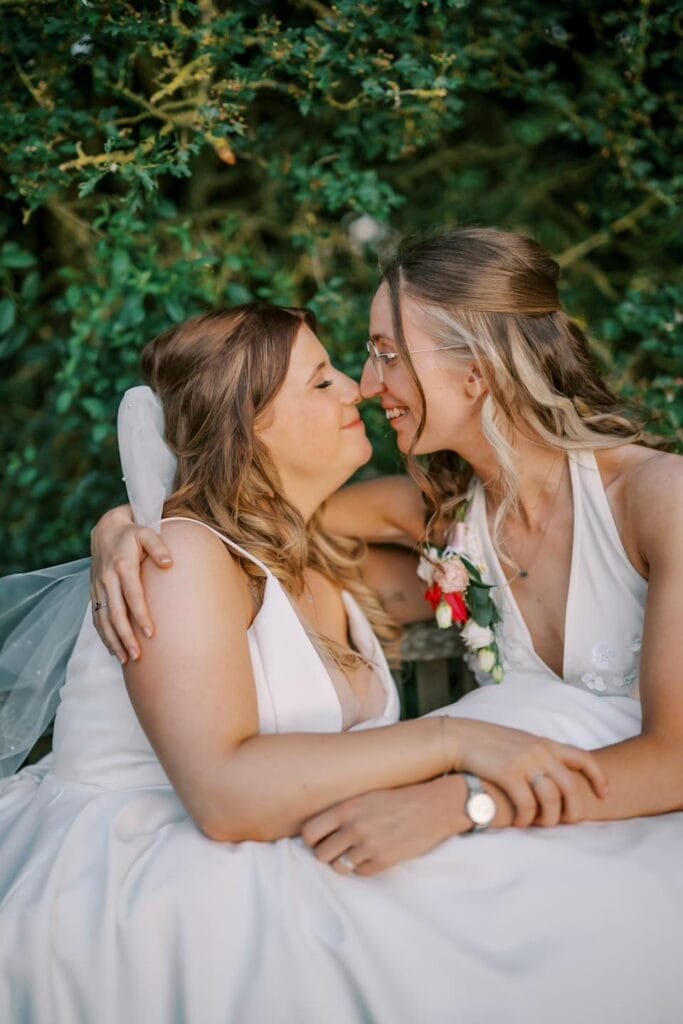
left=500, top=454, right=566, bottom=581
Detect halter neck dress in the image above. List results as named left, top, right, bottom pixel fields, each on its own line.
left=1, top=480, right=682, bottom=1023
left=464, top=448, right=647, bottom=697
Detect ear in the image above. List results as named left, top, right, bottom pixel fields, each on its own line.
left=464, top=363, right=488, bottom=400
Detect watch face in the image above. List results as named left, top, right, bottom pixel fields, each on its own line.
left=467, top=791, right=496, bottom=826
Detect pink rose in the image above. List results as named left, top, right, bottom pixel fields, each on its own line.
left=434, top=557, right=469, bottom=594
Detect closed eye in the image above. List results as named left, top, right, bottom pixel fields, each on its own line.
left=315, top=379, right=333, bottom=389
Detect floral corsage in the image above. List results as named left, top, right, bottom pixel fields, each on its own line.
left=417, top=513, right=504, bottom=682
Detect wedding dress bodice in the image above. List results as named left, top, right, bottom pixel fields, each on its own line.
left=466, top=449, right=647, bottom=697
left=52, top=517, right=399, bottom=790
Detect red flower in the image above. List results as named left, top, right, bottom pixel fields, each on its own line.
left=443, top=590, right=469, bottom=624
left=424, top=583, right=443, bottom=611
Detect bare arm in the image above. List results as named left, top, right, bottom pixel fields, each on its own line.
left=361, top=545, right=432, bottom=625
left=321, top=475, right=427, bottom=546
left=552, top=454, right=683, bottom=822
left=123, top=520, right=605, bottom=842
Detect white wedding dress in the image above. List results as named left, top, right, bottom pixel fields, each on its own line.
left=1, top=452, right=682, bottom=1023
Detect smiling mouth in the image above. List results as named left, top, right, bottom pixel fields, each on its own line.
left=385, top=407, right=409, bottom=422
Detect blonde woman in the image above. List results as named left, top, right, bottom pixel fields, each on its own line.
left=0, top=301, right=610, bottom=1022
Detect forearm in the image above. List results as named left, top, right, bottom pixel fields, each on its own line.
left=195, top=716, right=461, bottom=842
left=465, top=733, right=683, bottom=827
left=322, top=476, right=423, bottom=546
left=571, top=733, right=683, bottom=822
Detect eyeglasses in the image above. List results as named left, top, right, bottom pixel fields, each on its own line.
left=365, top=339, right=461, bottom=384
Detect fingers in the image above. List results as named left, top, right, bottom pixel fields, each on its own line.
left=529, top=774, right=562, bottom=827
left=559, top=746, right=608, bottom=799
left=508, top=781, right=538, bottom=828
left=518, top=742, right=606, bottom=827
left=140, top=528, right=174, bottom=570
left=301, top=808, right=341, bottom=849
left=302, top=808, right=374, bottom=876
left=115, top=558, right=155, bottom=640
left=312, top=828, right=357, bottom=867
left=100, top=569, right=143, bottom=663
left=91, top=584, right=128, bottom=664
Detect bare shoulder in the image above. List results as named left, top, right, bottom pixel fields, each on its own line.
left=154, top=518, right=235, bottom=572
left=601, top=446, right=683, bottom=563
left=145, top=519, right=255, bottom=625
left=615, top=447, right=683, bottom=511
left=597, top=444, right=681, bottom=498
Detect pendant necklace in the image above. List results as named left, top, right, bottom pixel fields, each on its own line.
left=506, top=454, right=566, bottom=581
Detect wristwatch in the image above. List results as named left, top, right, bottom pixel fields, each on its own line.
left=463, top=773, right=496, bottom=833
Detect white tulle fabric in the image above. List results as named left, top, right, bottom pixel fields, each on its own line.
left=0, top=559, right=90, bottom=777
left=0, top=387, right=175, bottom=777
left=1, top=455, right=683, bottom=1022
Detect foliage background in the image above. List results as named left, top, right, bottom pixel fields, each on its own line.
left=1, top=0, right=681, bottom=575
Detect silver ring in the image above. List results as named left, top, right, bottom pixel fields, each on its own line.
left=338, top=853, right=356, bottom=872
left=530, top=772, right=548, bottom=787
left=93, top=600, right=109, bottom=613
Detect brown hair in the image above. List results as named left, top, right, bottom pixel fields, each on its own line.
left=381, top=227, right=647, bottom=555
left=142, top=303, right=399, bottom=666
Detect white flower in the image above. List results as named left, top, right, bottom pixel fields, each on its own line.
left=591, top=642, right=616, bottom=669
left=491, top=663, right=504, bottom=683
left=435, top=600, right=453, bottom=629
left=477, top=647, right=496, bottom=673
left=461, top=620, right=493, bottom=650
left=416, top=555, right=436, bottom=585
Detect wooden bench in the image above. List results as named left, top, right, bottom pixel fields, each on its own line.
left=398, top=621, right=475, bottom=718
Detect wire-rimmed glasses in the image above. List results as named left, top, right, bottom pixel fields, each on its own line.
left=365, top=339, right=461, bottom=384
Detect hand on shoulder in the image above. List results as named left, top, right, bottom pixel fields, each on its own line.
left=147, top=519, right=255, bottom=633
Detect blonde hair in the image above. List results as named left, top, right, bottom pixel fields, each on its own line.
left=142, top=304, right=400, bottom=668
left=381, top=227, right=648, bottom=559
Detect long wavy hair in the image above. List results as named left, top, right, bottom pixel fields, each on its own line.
left=142, top=303, right=399, bottom=668
left=381, top=227, right=649, bottom=560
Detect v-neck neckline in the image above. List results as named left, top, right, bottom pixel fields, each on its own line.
left=260, top=581, right=396, bottom=729
left=475, top=453, right=582, bottom=683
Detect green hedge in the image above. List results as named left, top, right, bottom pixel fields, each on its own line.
left=1, top=0, right=681, bottom=574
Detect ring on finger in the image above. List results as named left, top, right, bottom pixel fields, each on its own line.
left=338, top=853, right=356, bottom=872
left=93, top=599, right=109, bottom=613
left=530, top=772, right=549, bottom=787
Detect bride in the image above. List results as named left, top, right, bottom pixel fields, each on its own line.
left=1, top=230, right=682, bottom=1022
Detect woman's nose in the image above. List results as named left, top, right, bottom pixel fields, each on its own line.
left=340, top=373, right=363, bottom=405
left=360, top=358, right=383, bottom=400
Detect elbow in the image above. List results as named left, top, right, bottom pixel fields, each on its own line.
left=196, top=815, right=271, bottom=844
left=192, top=793, right=279, bottom=844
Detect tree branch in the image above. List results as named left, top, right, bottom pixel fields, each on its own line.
left=557, top=195, right=663, bottom=269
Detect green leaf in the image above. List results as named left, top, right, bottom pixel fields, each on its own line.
left=1, top=244, right=36, bottom=270
left=0, top=298, right=16, bottom=335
